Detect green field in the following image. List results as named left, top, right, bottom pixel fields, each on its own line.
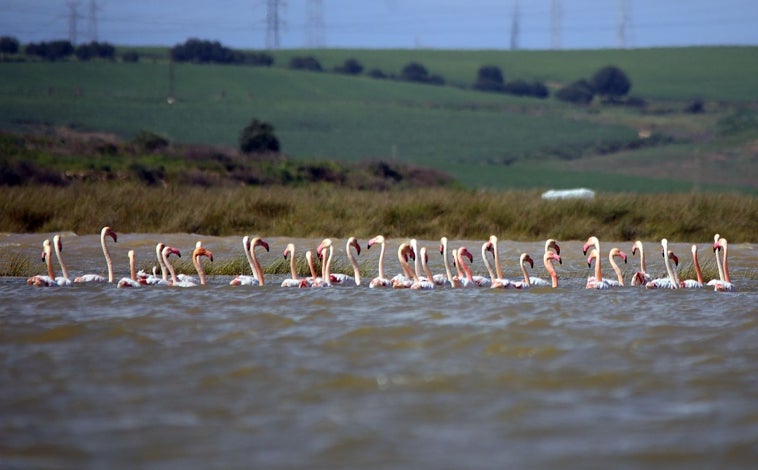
left=1, top=46, right=757, bottom=193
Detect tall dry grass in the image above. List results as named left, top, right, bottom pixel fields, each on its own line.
left=1, top=183, right=755, bottom=242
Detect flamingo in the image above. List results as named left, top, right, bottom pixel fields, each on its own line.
left=303, top=250, right=319, bottom=287
left=710, top=233, right=726, bottom=286
left=411, top=246, right=435, bottom=289
left=708, top=237, right=736, bottom=292
left=117, top=250, right=141, bottom=288
left=367, top=235, right=392, bottom=288
left=645, top=239, right=680, bottom=289
left=527, top=239, right=562, bottom=287
left=532, top=250, right=562, bottom=288
left=75, top=226, right=117, bottom=283
left=680, top=244, right=704, bottom=289
left=467, top=240, right=491, bottom=287
left=160, top=245, right=183, bottom=285
left=311, top=238, right=335, bottom=287
left=392, top=242, right=417, bottom=289
left=51, top=234, right=72, bottom=286
left=171, top=244, right=213, bottom=287
left=230, top=237, right=269, bottom=286
left=142, top=242, right=168, bottom=285
left=606, top=248, right=628, bottom=287
left=436, top=237, right=457, bottom=287
left=27, top=239, right=57, bottom=287
left=509, top=253, right=536, bottom=289
left=330, top=237, right=362, bottom=286
left=630, top=240, right=652, bottom=286
left=452, top=246, right=476, bottom=288
left=584, top=249, right=612, bottom=289
left=281, top=243, right=310, bottom=288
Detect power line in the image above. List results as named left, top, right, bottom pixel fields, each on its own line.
left=66, top=1, right=80, bottom=45
left=265, top=0, right=284, bottom=49
left=87, top=0, right=99, bottom=42
left=550, top=0, right=562, bottom=50
left=510, top=0, right=519, bottom=50
left=305, top=0, right=325, bottom=48
left=618, top=0, right=629, bottom=48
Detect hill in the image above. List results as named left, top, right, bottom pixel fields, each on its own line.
left=0, top=46, right=756, bottom=193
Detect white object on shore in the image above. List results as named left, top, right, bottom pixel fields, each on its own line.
left=541, top=188, right=595, bottom=200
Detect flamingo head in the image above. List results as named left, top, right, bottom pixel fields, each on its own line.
left=611, top=248, right=628, bottom=264
left=458, top=247, right=473, bottom=264
left=194, top=247, right=213, bottom=263
left=546, top=238, right=560, bottom=255
left=484, top=241, right=494, bottom=255
left=439, top=237, right=448, bottom=256
left=519, top=253, right=534, bottom=269
left=348, top=237, right=361, bottom=256
left=252, top=237, right=270, bottom=252
left=103, top=226, right=117, bottom=243
left=283, top=243, right=294, bottom=259
left=367, top=235, right=384, bottom=250
left=164, top=246, right=181, bottom=258
left=546, top=251, right=561, bottom=264
left=41, top=239, right=50, bottom=262
left=317, top=239, right=332, bottom=258
left=664, top=250, right=678, bottom=267
left=586, top=249, right=598, bottom=267
left=583, top=236, right=599, bottom=255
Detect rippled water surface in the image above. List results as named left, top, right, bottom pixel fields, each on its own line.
left=2, top=234, right=757, bottom=469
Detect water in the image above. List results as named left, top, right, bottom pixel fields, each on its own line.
left=1, top=234, right=757, bottom=469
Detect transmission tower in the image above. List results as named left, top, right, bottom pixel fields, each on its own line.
left=618, top=0, right=629, bottom=48
left=305, top=0, right=325, bottom=48
left=510, top=0, right=520, bottom=50
left=265, top=0, right=284, bottom=49
left=67, top=1, right=80, bottom=45
left=550, top=0, right=562, bottom=50
left=87, top=0, right=99, bottom=42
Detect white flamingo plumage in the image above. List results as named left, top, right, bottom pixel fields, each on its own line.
left=680, top=244, right=704, bottom=289
left=117, top=250, right=141, bottom=288
left=630, top=240, right=652, bottom=286
left=367, top=235, right=392, bottom=288
left=330, top=237, right=361, bottom=286
left=646, top=239, right=680, bottom=289
left=708, top=236, right=736, bottom=292
left=230, top=237, right=269, bottom=286
left=281, top=243, right=310, bottom=288
left=75, top=226, right=117, bottom=283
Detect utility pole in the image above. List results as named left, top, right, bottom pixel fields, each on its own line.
left=67, top=1, right=80, bottom=45
left=550, top=0, right=562, bottom=50
left=87, top=0, right=99, bottom=42
left=305, top=0, right=325, bottom=48
left=618, top=0, right=629, bottom=49
left=265, top=0, right=284, bottom=49
left=510, top=0, right=520, bottom=50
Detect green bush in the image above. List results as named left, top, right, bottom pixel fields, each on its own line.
left=239, top=118, right=280, bottom=154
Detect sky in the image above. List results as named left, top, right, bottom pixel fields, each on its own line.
left=2, top=0, right=757, bottom=50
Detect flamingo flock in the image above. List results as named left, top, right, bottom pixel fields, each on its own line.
left=24, top=227, right=739, bottom=292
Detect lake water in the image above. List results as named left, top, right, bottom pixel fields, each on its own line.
left=1, top=233, right=757, bottom=469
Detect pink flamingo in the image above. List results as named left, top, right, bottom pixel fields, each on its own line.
left=230, top=237, right=269, bottom=286
left=330, top=237, right=361, bottom=286
left=27, top=239, right=57, bottom=287
left=281, top=243, right=310, bottom=288
left=392, top=242, right=417, bottom=289
left=171, top=244, right=213, bottom=287
left=680, top=244, right=704, bottom=288
left=311, top=238, right=335, bottom=287
left=630, top=240, right=652, bottom=286
left=436, top=237, right=457, bottom=287
left=75, top=226, right=117, bottom=283
left=645, top=239, right=680, bottom=289
left=528, top=239, right=562, bottom=287
left=708, top=237, right=736, bottom=292
left=411, top=246, right=435, bottom=290
left=117, top=250, right=141, bottom=288
left=367, top=235, right=392, bottom=288
left=452, top=246, right=475, bottom=288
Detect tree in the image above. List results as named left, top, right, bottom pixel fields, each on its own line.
left=239, top=118, right=280, bottom=154
left=401, top=62, right=430, bottom=83
left=334, top=58, right=363, bottom=75
left=591, top=65, right=631, bottom=99
left=474, top=65, right=505, bottom=92
left=0, top=36, right=20, bottom=60
left=289, top=56, right=322, bottom=71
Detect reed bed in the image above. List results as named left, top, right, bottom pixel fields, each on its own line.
left=1, top=183, right=755, bottom=242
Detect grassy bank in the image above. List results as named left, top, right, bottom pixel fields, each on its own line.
left=2, top=183, right=755, bottom=242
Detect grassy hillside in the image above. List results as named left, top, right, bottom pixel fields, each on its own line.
left=1, top=47, right=757, bottom=193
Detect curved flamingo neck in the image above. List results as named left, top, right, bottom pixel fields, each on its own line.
left=720, top=239, right=731, bottom=283
left=128, top=251, right=137, bottom=281
left=661, top=240, right=678, bottom=288
left=637, top=242, right=647, bottom=273
left=286, top=244, right=298, bottom=280
left=156, top=243, right=168, bottom=280
left=410, top=239, right=421, bottom=279
left=592, top=249, right=602, bottom=282
left=441, top=238, right=454, bottom=283
left=609, top=251, right=624, bottom=286
left=193, top=253, right=206, bottom=286
left=692, top=246, right=704, bottom=285
left=398, top=245, right=419, bottom=283
left=162, top=247, right=178, bottom=284
left=53, top=236, right=69, bottom=281
left=519, top=255, right=531, bottom=286
left=481, top=242, right=496, bottom=280
left=252, top=246, right=264, bottom=286
left=347, top=239, right=361, bottom=286
left=43, top=240, right=55, bottom=279
left=457, top=250, right=474, bottom=283
left=101, top=229, right=114, bottom=283
left=306, top=251, right=317, bottom=279
left=420, top=247, right=434, bottom=281
left=544, top=252, right=558, bottom=288
left=376, top=239, right=386, bottom=280
left=323, top=245, right=333, bottom=282
left=488, top=236, right=504, bottom=280
left=243, top=237, right=257, bottom=279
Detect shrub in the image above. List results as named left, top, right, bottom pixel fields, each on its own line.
left=289, top=56, right=322, bottom=71
left=239, top=118, right=280, bottom=154
left=367, top=68, right=387, bottom=79
left=132, top=130, right=169, bottom=153
left=25, top=40, right=74, bottom=61
left=334, top=58, right=363, bottom=75
left=685, top=98, right=704, bottom=114
left=591, top=65, right=631, bottom=98
left=555, top=79, right=595, bottom=105
left=1, top=36, right=20, bottom=58
left=401, top=62, right=445, bottom=85
left=474, top=65, right=505, bottom=92
left=122, top=50, right=140, bottom=63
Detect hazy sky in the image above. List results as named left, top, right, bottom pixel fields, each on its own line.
left=2, top=0, right=757, bottom=50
